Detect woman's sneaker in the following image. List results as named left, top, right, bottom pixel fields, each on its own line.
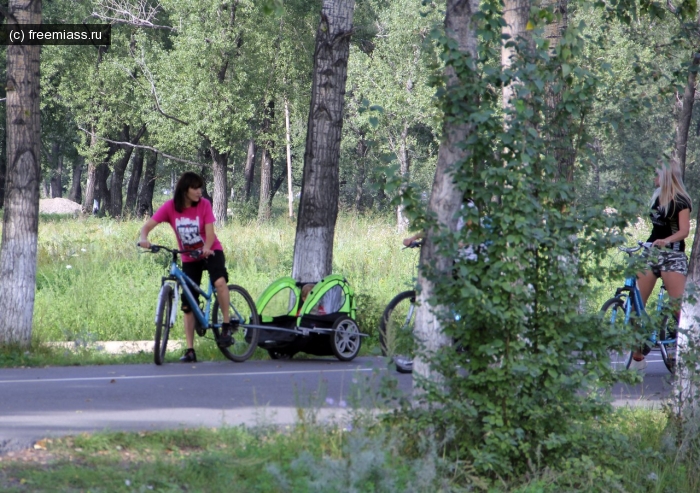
left=394, top=356, right=413, bottom=374
left=217, top=322, right=234, bottom=347
left=180, top=348, right=197, bottom=363
left=629, top=355, right=647, bottom=371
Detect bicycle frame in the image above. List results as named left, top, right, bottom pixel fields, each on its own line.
left=160, top=256, right=216, bottom=331
left=611, top=266, right=675, bottom=352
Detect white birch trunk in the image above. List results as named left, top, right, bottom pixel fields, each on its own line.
left=292, top=0, right=354, bottom=282
left=413, top=0, right=479, bottom=394
left=0, top=0, right=42, bottom=346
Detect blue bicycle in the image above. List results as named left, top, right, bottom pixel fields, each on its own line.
left=145, top=244, right=260, bottom=364
left=601, top=242, right=677, bottom=374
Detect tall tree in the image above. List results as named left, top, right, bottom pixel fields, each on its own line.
left=243, top=138, right=256, bottom=201
left=543, top=0, right=576, bottom=184
left=0, top=0, right=42, bottom=346
left=412, top=0, right=480, bottom=385
left=108, top=124, right=146, bottom=217
left=258, top=100, right=275, bottom=222
left=291, top=0, right=355, bottom=282
left=125, top=147, right=144, bottom=214
left=136, top=150, right=157, bottom=217
left=502, top=0, right=532, bottom=109
left=67, top=159, right=83, bottom=203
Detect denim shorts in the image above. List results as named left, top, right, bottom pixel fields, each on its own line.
left=644, top=249, right=688, bottom=277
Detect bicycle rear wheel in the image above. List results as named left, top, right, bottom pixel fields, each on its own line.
left=212, top=285, right=261, bottom=362
left=601, top=297, right=632, bottom=371
left=379, top=290, right=416, bottom=360
left=659, top=315, right=676, bottom=374
left=154, top=284, right=174, bottom=365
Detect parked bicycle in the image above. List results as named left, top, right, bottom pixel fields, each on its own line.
left=145, top=244, right=260, bottom=365
left=379, top=242, right=421, bottom=372
left=600, top=242, right=677, bottom=374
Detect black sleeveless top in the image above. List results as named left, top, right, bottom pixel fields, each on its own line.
left=647, top=195, right=692, bottom=252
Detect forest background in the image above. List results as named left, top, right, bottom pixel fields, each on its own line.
left=3, top=0, right=695, bottom=352
left=3, top=0, right=700, bottom=490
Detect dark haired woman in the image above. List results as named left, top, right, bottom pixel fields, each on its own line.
left=138, top=171, right=233, bottom=363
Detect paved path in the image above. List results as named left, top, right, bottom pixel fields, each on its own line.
left=609, top=352, right=675, bottom=408
left=0, top=352, right=675, bottom=452
left=0, top=357, right=411, bottom=451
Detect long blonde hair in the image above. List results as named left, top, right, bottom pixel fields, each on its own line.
left=651, top=164, right=692, bottom=215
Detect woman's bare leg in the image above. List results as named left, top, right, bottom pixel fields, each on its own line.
left=633, top=270, right=658, bottom=360
left=660, top=270, right=687, bottom=322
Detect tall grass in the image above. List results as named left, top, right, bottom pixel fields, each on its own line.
left=31, top=211, right=420, bottom=346
left=27, top=209, right=697, bottom=349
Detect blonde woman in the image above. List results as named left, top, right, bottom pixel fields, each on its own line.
left=632, top=165, right=692, bottom=369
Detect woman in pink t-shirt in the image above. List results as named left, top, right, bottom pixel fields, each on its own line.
left=138, top=172, right=233, bottom=363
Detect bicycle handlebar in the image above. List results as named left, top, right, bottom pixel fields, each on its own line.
left=138, top=243, right=203, bottom=259
left=618, top=241, right=653, bottom=255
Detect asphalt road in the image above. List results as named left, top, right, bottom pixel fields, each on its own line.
left=0, top=353, right=675, bottom=452
left=0, top=357, right=411, bottom=451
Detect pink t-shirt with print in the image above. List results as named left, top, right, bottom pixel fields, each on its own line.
left=151, top=198, right=223, bottom=262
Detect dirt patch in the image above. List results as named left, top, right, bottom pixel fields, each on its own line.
left=39, top=198, right=82, bottom=215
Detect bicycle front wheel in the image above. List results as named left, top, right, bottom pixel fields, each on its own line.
left=154, top=284, right=174, bottom=365
left=212, top=285, right=261, bottom=362
left=601, top=297, right=632, bottom=371
left=379, top=290, right=416, bottom=360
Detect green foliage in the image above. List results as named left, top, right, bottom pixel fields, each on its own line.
left=394, top=0, right=660, bottom=480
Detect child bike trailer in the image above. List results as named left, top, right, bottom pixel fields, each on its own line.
left=251, top=275, right=364, bottom=361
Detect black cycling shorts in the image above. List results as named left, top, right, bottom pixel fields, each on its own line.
left=180, top=250, right=229, bottom=312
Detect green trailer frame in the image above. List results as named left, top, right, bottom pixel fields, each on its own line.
left=249, top=274, right=364, bottom=361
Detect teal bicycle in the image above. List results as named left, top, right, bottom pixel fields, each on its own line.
left=145, top=244, right=260, bottom=364
left=601, top=242, right=677, bottom=374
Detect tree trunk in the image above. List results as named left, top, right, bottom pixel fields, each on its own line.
left=68, top=158, right=83, bottom=204
left=672, top=52, right=700, bottom=178
left=258, top=148, right=273, bottom=221
left=125, top=147, right=144, bottom=214
left=96, top=161, right=110, bottom=216
left=136, top=150, right=157, bottom=217
left=244, top=138, right=256, bottom=201
left=258, top=100, right=275, bottom=222
left=354, top=134, right=368, bottom=211
left=199, top=163, right=212, bottom=202
left=210, top=146, right=229, bottom=224
left=270, top=171, right=285, bottom=204
left=285, top=98, right=294, bottom=218
left=51, top=155, right=63, bottom=198
left=82, top=129, right=98, bottom=214
left=395, top=122, right=410, bottom=232
left=41, top=179, right=49, bottom=199
left=0, top=124, right=6, bottom=208
left=291, top=0, right=355, bottom=282
left=109, top=124, right=145, bottom=218
left=502, top=0, right=532, bottom=109
left=81, top=47, right=107, bottom=214
left=543, top=0, right=576, bottom=184
left=413, top=0, right=479, bottom=391
left=48, top=141, right=62, bottom=198
left=0, top=0, right=42, bottom=346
